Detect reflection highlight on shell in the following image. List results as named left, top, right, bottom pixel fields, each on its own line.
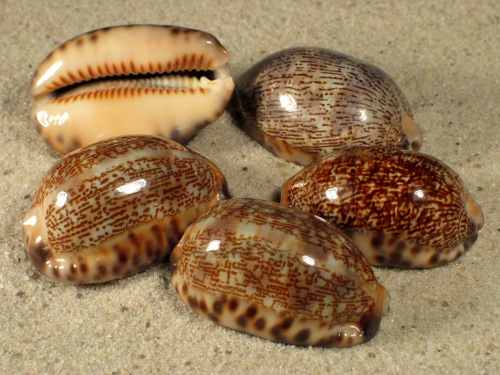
left=22, top=135, right=230, bottom=283
left=170, top=198, right=389, bottom=347
left=230, top=47, right=422, bottom=165
left=30, top=25, right=234, bottom=154
left=281, top=147, right=484, bottom=268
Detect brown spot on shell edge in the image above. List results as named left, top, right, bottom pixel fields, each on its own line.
left=246, top=305, right=258, bottom=319
left=428, top=253, right=440, bottom=266
left=213, top=300, right=224, bottom=315
left=410, top=244, right=422, bottom=255
left=199, top=300, right=208, bottom=313
left=371, top=233, right=385, bottom=249
left=270, top=317, right=294, bottom=342
left=28, top=240, right=52, bottom=274
left=236, top=315, right=248, bottom=327
left=375, top=254, right=386, bottom=265
left=80, top=260, right=89, bottom=274
left=114, top=245, right=128, bottom=264
left=145, top=242, right=154, bottom=258
left=315, top=335, right=339, bottom=347
left=208, top=313, right=219, bottom=323
left=254, top=318, right=266, bottom=330
left=70, top=138, right=82, bottom=151
left=52, top=267, right=60, bottom=279
left=228, top=298, right=239, bottom=312
left=295, top=329, right=311, bottom=343
left=112, top=265, right=122, bottom=275
left=170, top=27, right=182, bottom=35
left=188, top=296, right=198, bottom=310
left=97, top=264, right=108, bottom=277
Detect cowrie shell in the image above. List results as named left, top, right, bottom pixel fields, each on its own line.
left=281, top=147, right=484, bottom=268
left=170, top=198, right=389, bottom=347
left=30, top=25, right=234, bottom=154
left=22, top=135, right=230, bottom=283
left=230, top=47, right=422, bottom=165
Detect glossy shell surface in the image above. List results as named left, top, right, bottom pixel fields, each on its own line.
left=230, top=47, right=422, bottom=165
left=281, top=147, right=484, bottom=268
left=170, top=198, right=389, bottom=348
left=30, top=25, right=235, bottom=154
left=22, top=135, right=230, bottom=283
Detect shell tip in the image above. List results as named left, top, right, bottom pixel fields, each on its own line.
left=378, top=284, right=390, bottom=316
left=402, top=114, right=423, bottom=151
left=466, top=199, right=484, bottom=231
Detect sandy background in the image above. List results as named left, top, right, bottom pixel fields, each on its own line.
left=1, top=0, right=499, bottom=374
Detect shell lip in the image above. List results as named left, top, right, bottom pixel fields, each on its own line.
left=32, top=62, right=232, bottom=105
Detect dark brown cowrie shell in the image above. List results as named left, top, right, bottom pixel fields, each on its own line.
left=281, top=147, right=484, bottom=268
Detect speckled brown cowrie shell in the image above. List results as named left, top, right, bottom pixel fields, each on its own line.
left=281, top=147, right=484, bottom=268
left=230, top=47, right=423, bottom=165
left=170, top=198, right=389, bottom=348
left=22, top=135, right=230, bottom=283
left=30, top=25, right=234, bottom=154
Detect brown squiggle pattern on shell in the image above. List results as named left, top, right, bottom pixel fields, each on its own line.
left=281, top=147, right=484, bottom=268
left=22, top=135, right=230, bottom=283
left=231, top=47, right=422, bottom=165
left=170, top=198, right=389, bottom=347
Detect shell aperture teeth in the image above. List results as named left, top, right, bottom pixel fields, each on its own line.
left=51, top=71, right=216, bottom=102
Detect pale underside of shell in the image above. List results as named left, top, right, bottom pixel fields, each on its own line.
left=30, top=25, right=235, bottom=154
left=22, top=135, right=230, bottom=283
left=170, top=198, right=389, bottom=348
left=281, top=147, right=484, bottom=268
left=230, top=47, right=423, bottom=165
